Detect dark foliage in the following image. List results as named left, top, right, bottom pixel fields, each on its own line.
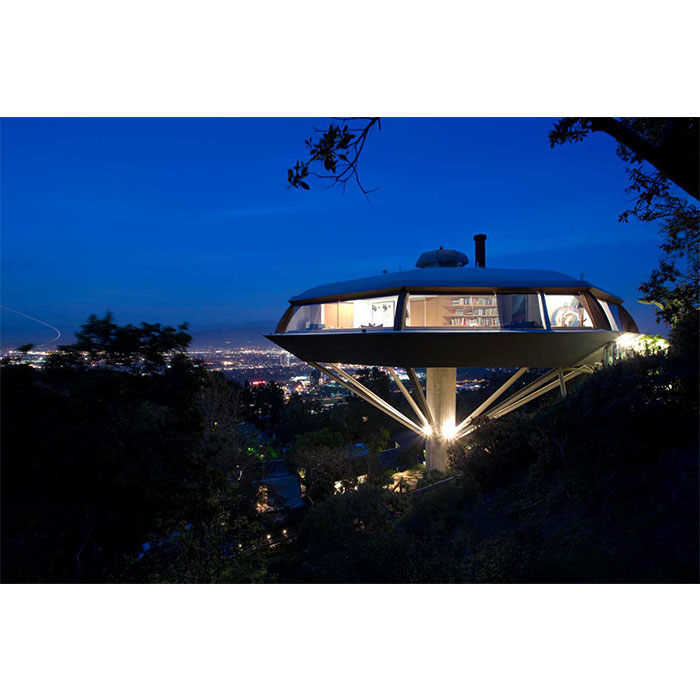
left=549, top=117, right=698, bottom=199
left=293, top=486, right=411, bottom=583
left=287, top=426, right=389, bottom=503
left=272, top=342, right=699, bottom=583
left=68, top=310, right=192, bottom=373
left=4, top=312, right=697, bottom=584
left=550, top=118, right=699, bottom=326
left=1, top=314, right=266, bottom=583
left=242, top=379, right=285, bottom=431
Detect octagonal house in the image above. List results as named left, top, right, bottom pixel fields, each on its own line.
left=266, top=235, right=639, bottom=473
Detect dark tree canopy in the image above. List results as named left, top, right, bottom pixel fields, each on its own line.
left=549, top=117, right=699, bottom=200
left=1, top=313, right=266, bottom=583
left=550, top=118, right=699, bottom=326
left=66, top=311, right=192, bottom=372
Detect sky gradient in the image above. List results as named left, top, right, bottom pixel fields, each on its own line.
left=1, top=117, right=666, bottom=345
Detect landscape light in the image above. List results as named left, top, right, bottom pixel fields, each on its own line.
left=441, top=421, right=458, bottom=440
left=421, top=424, right=433, bottom=437
left=616, top=333, right=639, bottom=349
left=616, top=333, right=669, bottom=355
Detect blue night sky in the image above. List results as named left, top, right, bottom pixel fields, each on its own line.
left=1, top=117, right=665, bottom=344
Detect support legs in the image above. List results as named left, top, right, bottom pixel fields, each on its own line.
left=308, top=360, right=594, bottom=474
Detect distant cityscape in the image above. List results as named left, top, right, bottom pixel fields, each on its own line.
left=1, top=343, right=491, bottom=402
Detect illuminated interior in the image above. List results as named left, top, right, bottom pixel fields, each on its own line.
left=406, top=293, right=544, bottom=329
left=544, top=294, right=593, bottom=328
left=286, top=295, right=399, bottom=332
left=283, top=292, right=619, bottom=332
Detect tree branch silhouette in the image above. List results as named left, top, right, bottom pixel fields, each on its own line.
left=287, top=118, right=381, bottom=197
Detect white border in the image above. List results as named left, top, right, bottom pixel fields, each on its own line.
left=2, top=1, right=697, bottom=696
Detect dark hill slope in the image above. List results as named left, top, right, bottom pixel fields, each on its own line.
left=274, top=333, right=699, bottom=583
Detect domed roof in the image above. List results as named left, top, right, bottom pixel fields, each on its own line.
left=289, top=266, right=621, bottom=304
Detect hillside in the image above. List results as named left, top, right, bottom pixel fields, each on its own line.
left=269, top=318, right=699, bottom=583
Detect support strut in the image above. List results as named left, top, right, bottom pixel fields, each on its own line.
left=487, top=369, right=582, bottom=420
left=405, top=367, right=434, bottom=427
left=385, top=367, right=430, bottom=429
left=307, top=362, right=426, bottom=437
left=454, top=366, right=528, bottom=435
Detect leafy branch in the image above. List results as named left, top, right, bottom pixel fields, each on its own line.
left=287, top=118, right=381, bottom=197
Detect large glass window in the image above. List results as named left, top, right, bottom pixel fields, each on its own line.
left=406, top=294, right=498, bottom=328
left=496, top=294, right=545, bottom=329
left=286, top=296, right=398, bottom=332
left=598, top=300, right=620, bottom=330
left=544, top=294, right=594, bottom=328
left=286, top=304, right=324, bottom=332
left=287, top=293, right=604, bottom=331
left=600, top=302, right=637, bottom=332
left=406, top=293, right=543, bottom=329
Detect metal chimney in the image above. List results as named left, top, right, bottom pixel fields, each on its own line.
left=474, top=234, right=487, bottom=268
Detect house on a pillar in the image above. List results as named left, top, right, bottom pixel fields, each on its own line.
left=266, top=236, right=640, bottom=473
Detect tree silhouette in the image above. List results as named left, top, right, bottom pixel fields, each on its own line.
left=550, top=118, right=699, bottom=326
left=287, top=118, right=380, bottom=196
left=549, top=118, right=698, bottom=200
left=1, top=312, right=266, bottom=583
left=61, top=311, right=192, bottom=373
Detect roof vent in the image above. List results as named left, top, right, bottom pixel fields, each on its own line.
left=416, top=246, right=469, bottom=268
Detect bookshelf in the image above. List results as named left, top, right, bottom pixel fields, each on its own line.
left=442, top=295, right=500, bottom=328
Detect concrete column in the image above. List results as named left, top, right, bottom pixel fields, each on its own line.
left=425, top=367, right=457, bottom=473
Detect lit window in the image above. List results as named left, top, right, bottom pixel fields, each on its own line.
left=406, top=294, right=500, bottom=328
left=405, top=294, right=543, bottom=329
left=286, top=304, right=323, bottom=331
left=544, top=295, right=593, bottom=328
left=285, top=296, right=398, bottom=332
